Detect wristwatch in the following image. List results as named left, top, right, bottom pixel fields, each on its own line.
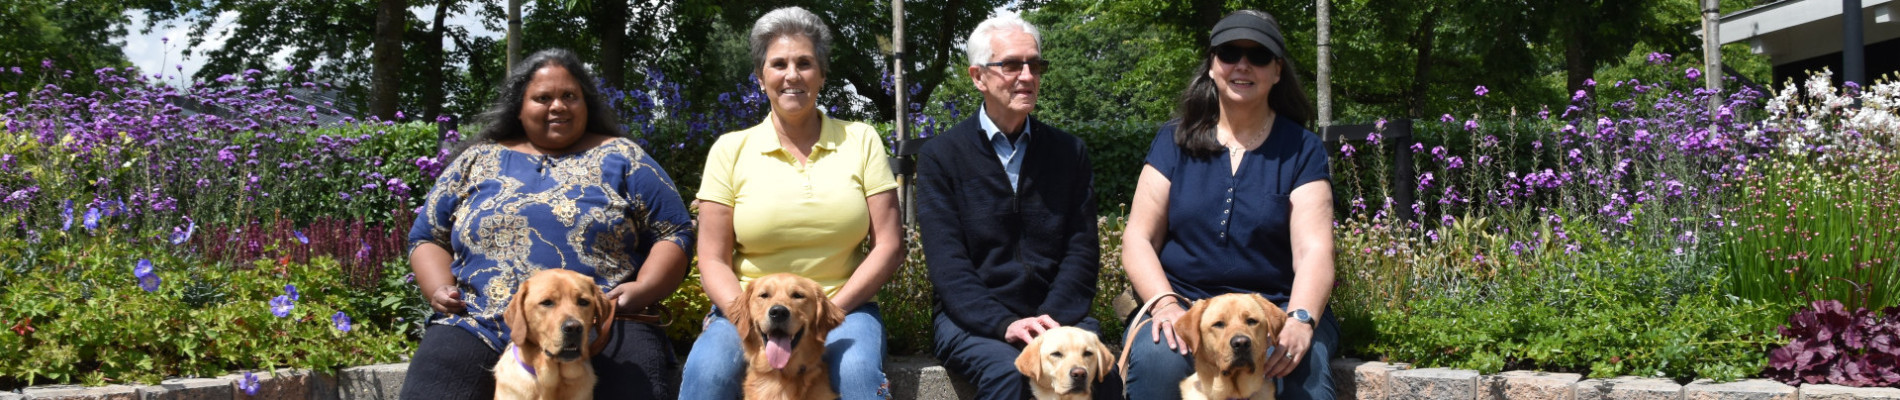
left=1289, top=309, right=1314, bottom=325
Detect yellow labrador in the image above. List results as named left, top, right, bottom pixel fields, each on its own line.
left=1015, top=326, right=1114, bottom=400
left=1176, top=293, right=1286, bottom=400
left=494, top=269, right=614, bottom=400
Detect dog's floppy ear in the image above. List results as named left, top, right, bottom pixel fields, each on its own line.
left=815, top=291, right=846, bottom=335
left=1091, top=336, right=1115, bottom=382
left=731, top=281, right=757, bottom=351
left=1015, top=335, right=1043, bottom=379
left=1173, top=299, right=1206, bottom=353
left=504, top=277, right=533, bottom=349
left=587, top=279, right=616, bottom=357
left=1250, top=293, right=1288, bottom=342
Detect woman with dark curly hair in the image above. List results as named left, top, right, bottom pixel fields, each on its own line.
left=400, top=48, right=694, bottom=400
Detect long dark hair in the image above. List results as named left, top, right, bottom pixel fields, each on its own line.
left=1173, top=10, right=1315, bottom=159
left=448, top=48, right=624, bottom=163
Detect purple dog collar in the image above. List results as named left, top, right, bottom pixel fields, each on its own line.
left=514, top=346, right=537, bottom=377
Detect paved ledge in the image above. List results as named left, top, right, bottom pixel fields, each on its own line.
left=1800, top=385, right=1900, bottom=399
left=1483, top=370, right=1581, bottom=400
left=1391, top=368, right=1481, bottom=400
left=139, top=378, right=233, bottom=400
left=14, top=358, right=1900, bottom=399
left=1685, top=379, right=1796, bottom=400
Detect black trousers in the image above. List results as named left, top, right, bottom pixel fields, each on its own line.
left=400, top=321, right=677, bottom=400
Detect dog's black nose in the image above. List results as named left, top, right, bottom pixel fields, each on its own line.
left=562, top=319, right=584, bottom=337
left=769, top=305, right=789, bottom=322
left=1231, top=335, right=1252, bottom=352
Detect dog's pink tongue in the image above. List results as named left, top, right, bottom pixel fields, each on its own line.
left=766, top=336, right=793, bottom=370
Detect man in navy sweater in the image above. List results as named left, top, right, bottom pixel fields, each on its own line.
left=918, top=14, right=1115, bottom=400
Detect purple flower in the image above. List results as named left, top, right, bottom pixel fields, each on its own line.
left=270, top=295, right=294, bottom=317
left=1572, top=90, right=1588, bottom=102
left=285, top=284, right=300, bottom=301
left=332, top=311, right=353, bottom=332
left=1474, top=85, right=1489, bottom=97
left=134, top=259, right=160, bottom=292
left=61, top=200, right=73, bottom=231
left=1464, top=119, right=1479, bottom=131
left=1417, top=172, right=1436, bottom=191
left=1584, top=78, right=1596, bottom=87
left=294, top=230, right=308, bottom=245
left=1686, top=68, right=1702, bottom=81
left=1646, top=52, right=1672, bottom=65
left=1410, top=142, right=1425, bottom=154
left=1447, top=156, right=1465, bottom=169
left=1340, top=142, right=1356, bottom=158
left=1440, top=114, right=1455, bottom=123
left=238, top=372, right=259, bottom=395
left=355, top=242, right=371, bottom=262
left=83, top=206, right=101, bottom=232
left=169, top=217, right=196, bottom=245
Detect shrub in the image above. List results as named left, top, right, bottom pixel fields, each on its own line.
left=1765, top=300, right=1900, bottom=387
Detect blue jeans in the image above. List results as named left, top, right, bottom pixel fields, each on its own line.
left=1121, top=301, right=1339, bottom=400
left=680, top=303, right=890, bottom=400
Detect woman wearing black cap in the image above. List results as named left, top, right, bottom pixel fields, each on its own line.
left=1119, top=9, right=1339, bottom=399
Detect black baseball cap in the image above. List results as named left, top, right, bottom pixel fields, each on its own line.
left=1208, top=11, right=1288, bottom=60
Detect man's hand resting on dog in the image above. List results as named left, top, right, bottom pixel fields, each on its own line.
left=1005, top=315, right=1061, bottom=344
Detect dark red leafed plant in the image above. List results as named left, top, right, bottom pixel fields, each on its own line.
left=1766, top=300, right=1900, bottom=387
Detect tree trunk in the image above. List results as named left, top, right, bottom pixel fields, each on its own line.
left=594, top=0, right=628, bottom=90
left=1565, top=28, right=1591, bottom=96
left=370, top=0, right=406, bottom=120
left=1316, top=0, right=1332, bottom=127
left=422, top=0, right=452, bottom=120
left=1407, top=7, right=1438, bottom=119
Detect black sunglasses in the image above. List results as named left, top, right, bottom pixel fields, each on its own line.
left=1213, top=45, right=1276, bottom=66
left=983, top=59, right=1051, bottom=76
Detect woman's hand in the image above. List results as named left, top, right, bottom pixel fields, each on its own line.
left=1265, top=319, right=1314, bottom=377
left=1149, top=302, right=1189, bottom=355
left=427, top=284, right=466, bottom=314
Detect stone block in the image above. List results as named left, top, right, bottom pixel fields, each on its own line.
left=1, top=391, right=21, bottom=400
left=22, top=384, right=140, bottom=400
left=1577, top=377, right=1683, bottom=400
left=1389, top=367, right=1480, bottom=400
left=1333, top=358, right=1366, bottom=400
left=337, top=364, right=406, bottom=400
left=1801, top=384, right=1900, bottom=400
left=139, top=378, right=234, bottom=400
left=1352, top=361, right=1410, bottom=400
left=1482, top=370, right=1580, bottom=400
left=885, top=355, right=977, bottom=400
left=221, top=369, right=336, bottom=400
left=1683, top=379, right=1795, bottom=400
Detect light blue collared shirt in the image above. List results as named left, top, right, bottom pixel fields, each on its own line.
left=978, top=105, right=1032, bottom=191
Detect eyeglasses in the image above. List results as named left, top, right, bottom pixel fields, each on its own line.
left=1213, top=45, right=1276, bottom=67
left=983, top=59, right=1050, bottom=76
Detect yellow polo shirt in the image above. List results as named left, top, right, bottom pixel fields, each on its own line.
left=697, top=113, right=899, bottom=295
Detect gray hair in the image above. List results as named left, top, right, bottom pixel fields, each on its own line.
left=965, top=14, right=1042, bottom=67
left=750, top=7, right=834, bottom=75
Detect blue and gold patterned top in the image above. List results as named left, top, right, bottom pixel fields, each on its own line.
left=407, top=137, right=695, bottom=351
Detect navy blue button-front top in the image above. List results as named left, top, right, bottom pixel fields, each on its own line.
left=1145, top=116, right=1330, bottom=304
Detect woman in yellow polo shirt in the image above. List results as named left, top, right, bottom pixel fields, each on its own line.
left=678, top=6, right=904, bottom=400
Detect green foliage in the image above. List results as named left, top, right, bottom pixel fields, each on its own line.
left=1023, top=6, right=1197, bottom=124
left=0, top=240, right=414, bottom=388
left=1357, top=239, right=1780, bottom=381
left=0, top=0, right=131, bottom=95
left=1720, top=159, right=1900, bottom=313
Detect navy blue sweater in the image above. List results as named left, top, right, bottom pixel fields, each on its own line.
left=917, top=115, right=1101, bottom=340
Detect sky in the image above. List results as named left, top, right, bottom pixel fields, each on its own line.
left=120, top=4, right=503, bottom=82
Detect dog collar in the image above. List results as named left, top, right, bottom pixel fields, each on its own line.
left=514, top=346, right=537, bottom=377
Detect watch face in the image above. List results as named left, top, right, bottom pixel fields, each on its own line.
left=1292, top=309, right=1311, bottom=322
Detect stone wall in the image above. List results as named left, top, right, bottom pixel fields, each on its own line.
left=8, top=358, right=1900, bottom=399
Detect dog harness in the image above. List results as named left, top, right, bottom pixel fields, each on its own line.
left=514, top=346, right=537, bottom=377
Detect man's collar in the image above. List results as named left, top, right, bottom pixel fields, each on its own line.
left=977, top=105, right=1032, bottom=143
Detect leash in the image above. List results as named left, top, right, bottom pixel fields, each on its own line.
left=1117, top=292, right=1192, bottom=373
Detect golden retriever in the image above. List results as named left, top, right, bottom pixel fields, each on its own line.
left=494, top=269, right=615, bottom=400
left=735, top=273, right=845, bottom=400
left=1015, top=326, right=1114, bottom=400
left=1175, top=293, right=1287, bottom=400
